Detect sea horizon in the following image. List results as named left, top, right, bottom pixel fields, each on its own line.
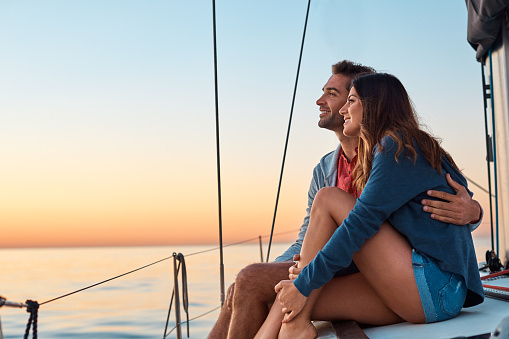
left=0, top=230, right=493, bottom=249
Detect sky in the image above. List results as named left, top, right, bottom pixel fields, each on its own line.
left=0, top=0, right=493, bottom=248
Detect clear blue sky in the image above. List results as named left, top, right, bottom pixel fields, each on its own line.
left=0, top=1, right=490, bottom=247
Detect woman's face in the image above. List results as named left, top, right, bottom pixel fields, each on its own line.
left=339, top=87, right=363, bottom=137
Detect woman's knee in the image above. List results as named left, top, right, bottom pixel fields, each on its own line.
left=313, top=187, right=339, bottom=205
left=311, top=187, right=355, bottom=220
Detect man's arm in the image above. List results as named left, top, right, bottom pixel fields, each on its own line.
left=421, top=173, right=483, bottom=230
left=273, top=154, right=332, bottom=262
left=273, top=173, right=318, bottom=262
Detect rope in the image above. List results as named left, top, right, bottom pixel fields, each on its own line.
left=266, top=0, right=311, bottom=263
left=23, top=300, right=38, bottom=339
left=481, top=268, right=509, bottom=280
left=177, top=253, right=190, bottom=337
left=481, top=268, right=509, bottom=296
left=483, top=284, right=509, bottom=293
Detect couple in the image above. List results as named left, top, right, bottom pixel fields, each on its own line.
left=209, top=61, right=484, bottom=338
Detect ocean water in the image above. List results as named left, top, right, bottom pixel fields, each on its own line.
left=0, top=238, right=492, bottom=338
left=0, top=243, right=291, bottom=339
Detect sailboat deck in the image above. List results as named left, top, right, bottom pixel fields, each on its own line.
left=316, top=273, right=509, bottom=338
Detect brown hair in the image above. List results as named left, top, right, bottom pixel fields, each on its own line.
left=350, top=73, right=458, bottom=191
left=332, top=60, right=376, bottom=91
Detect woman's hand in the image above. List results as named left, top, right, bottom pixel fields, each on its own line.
left=289, top=254, right=302, bottom=280
left=275, top=280, right=307, bottom=323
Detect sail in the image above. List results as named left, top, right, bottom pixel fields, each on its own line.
left=467, top=0, right=509, bottom=61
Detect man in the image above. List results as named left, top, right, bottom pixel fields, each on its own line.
left=208, top=60, right=482, bottom=338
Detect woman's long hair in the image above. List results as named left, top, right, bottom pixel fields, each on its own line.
left=351, top=73, right=458, bottom=191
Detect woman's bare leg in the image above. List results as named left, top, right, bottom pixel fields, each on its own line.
left=278, top=187, right=425, bottom=338
left=277, top=187, right=352, bottom=338
left=255, top=187, right=352, bottom=338
left=254, top=299, right=285, bottom=339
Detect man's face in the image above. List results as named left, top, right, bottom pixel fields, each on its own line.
left=316, top=73, right=350, bottom=131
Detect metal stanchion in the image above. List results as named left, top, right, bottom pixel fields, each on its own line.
left=0, top=296, right=27, bottom=339
left=172, top=254, right=182, bottom=339
left=259, top=236, right=264, bottom=263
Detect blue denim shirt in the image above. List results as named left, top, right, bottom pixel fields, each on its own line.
left=274, top=143, right=482, bottom=263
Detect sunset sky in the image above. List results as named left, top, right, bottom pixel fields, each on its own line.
left=0, top=1, right=493, bottom=248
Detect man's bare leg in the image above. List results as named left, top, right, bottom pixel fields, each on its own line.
left=208, top=261, right=293, bottom=338
left=208, top=284, right=235, bottom=339
left=227, top=262, right=293, bottom=339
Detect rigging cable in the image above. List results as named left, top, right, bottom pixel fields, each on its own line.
left=211, top=0, right=225, bottom=306
left=32, top=230, right=294, bottom=308
left=39, top=256, right=174, bottom=306
left=266, top=0, right=312, bottom=263
left=481, top=60, right=496, bottom=252
left=464, top=174, right=495, bottom=197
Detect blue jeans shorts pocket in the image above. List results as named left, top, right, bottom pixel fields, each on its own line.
left=412, top=250, right=467, bottom=323
left=439, top=273, right=467, bottom=318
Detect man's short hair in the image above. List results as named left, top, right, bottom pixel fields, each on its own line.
left=332, top=60, right=376, bottom=91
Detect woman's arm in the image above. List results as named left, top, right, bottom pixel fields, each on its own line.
left=293, top=138, right=437, bottom=296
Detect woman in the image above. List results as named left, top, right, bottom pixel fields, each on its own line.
left=255, top=73, right=483, bottom=339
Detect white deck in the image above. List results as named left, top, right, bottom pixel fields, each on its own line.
left=364, top=273, right=509, bottom=338
left=364, top=296, right=507, bottom=339
left=316, top=274, right=509, bottom=338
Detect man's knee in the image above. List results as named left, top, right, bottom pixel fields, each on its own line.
left=236, top=263, right=266, bottom=291
left=233, top=262, right=290, bottom=303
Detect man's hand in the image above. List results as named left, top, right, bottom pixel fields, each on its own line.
left=289, top=254, right=302, bottom=280
left=275, top=280, right=307, bottom=323
left=421, top=173, right=482, bottom=225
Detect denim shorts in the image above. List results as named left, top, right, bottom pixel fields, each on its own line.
left=412, top=249, right=467, bottom=323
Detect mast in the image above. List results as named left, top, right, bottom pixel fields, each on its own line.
left=486, top=22, right=509, bottom=263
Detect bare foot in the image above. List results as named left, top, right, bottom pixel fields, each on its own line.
left=278, top=320, right=317, bottom=339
